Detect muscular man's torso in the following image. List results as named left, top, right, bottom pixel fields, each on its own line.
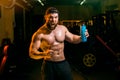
left=38, top=25, right=66, bottom=61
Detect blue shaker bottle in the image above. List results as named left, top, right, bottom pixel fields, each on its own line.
left=80, top=24, right=87, bottom=42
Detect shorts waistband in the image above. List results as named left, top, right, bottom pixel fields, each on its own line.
left=44, top=59, right=66, bottom=63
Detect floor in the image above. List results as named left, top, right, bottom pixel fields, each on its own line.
left=71, top=65, right=118, bottom=80
left=0, top=59, right=119, bottom=80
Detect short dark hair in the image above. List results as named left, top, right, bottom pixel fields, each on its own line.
left=45, top=7, right=59, bottom=15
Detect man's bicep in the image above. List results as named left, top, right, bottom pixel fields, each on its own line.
left=30, top=33, right=41, bottom=50
left=65, top=29, right=74, bottom=42
left=32, top=40, right=41, bottom=49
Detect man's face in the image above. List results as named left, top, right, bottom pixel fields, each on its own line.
left=45, top=13, right=59, bottom=29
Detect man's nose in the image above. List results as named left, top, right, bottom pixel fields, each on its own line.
left=52, top=18, right=56, bottom=21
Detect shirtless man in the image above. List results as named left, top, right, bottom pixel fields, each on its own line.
left=29, top=7, right=89, bottom=80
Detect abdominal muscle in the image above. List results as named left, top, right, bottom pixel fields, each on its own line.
left=44, top=42, right=65, bottom=62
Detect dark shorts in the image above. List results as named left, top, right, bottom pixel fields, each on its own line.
left=41, top=60, right=73, bottom=80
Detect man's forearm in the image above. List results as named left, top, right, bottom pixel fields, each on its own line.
left=73, top=35, right=81, bottom=44
left=29, top=50, right=47, bottom=60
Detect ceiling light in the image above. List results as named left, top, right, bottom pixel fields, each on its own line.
left=80, top=0, right=86, bottom=5
left=37, top=0, right=44, bottom=6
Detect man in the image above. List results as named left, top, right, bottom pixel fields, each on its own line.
left=29, top=7, right=89, bottom=80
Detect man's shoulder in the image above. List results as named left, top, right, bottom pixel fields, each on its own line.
left=57, top=24, right=66, bottom=28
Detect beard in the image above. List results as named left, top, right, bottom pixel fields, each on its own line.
left=47, top=22, right=57, bottom=30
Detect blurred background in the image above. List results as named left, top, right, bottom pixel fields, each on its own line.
left=0, top=0, right=120, bottom=80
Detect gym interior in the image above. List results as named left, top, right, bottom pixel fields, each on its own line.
left=0, top=0, right=120, bottom=80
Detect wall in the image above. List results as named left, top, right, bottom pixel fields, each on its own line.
left=33, top=5, right=95, bottom=21
left=101, top=0, right=120, bottom=13
left=0, top=0, right=14, bottom=46
left=56, top=5, right=94, bottom=20
left=0, top=0, right=31, bottom=46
